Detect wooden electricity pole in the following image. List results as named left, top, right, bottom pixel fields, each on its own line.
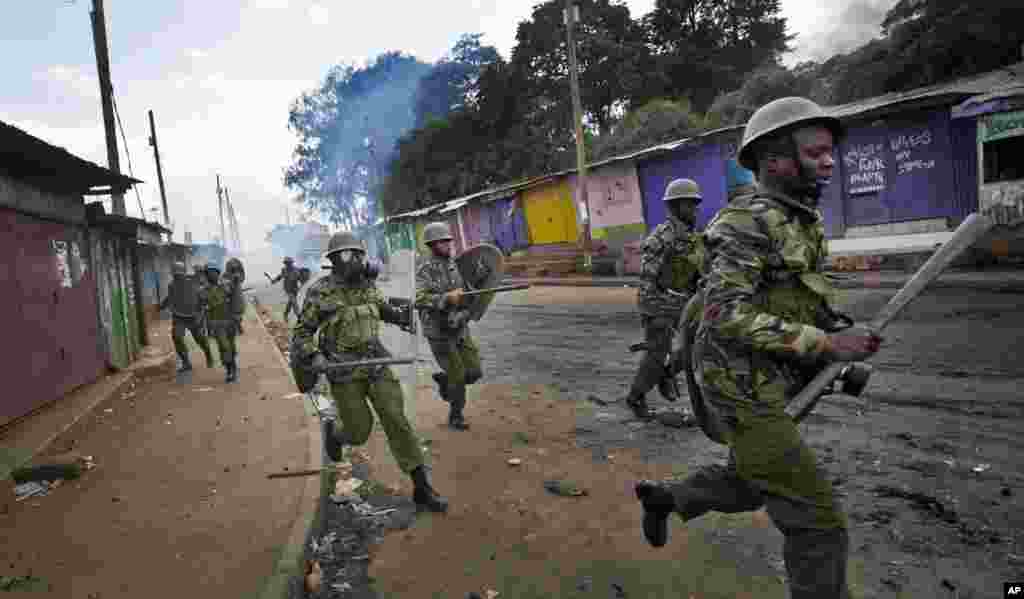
left=147, top=110, right=170, bottom=226
left=216, top=175, right=227, bottom=250
left=564, top=0, right=593, bottom=271
left=90, top=0, right=125, bottom=215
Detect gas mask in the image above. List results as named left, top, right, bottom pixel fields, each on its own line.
left=667, top=199, right=698, bottom=227
left=331, top=250, right=380, bottom=283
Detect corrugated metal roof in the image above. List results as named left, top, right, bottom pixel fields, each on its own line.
left=0, top=119, right=142, bottom=195
left=826, top=62, right=1024, bottom=119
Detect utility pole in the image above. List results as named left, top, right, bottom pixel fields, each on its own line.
left=147, top=110, right=170, bottom=226
left=216, top=175, right=227, bottom=250
left=564, top=0, right=593, bottom=271
left=90, top=0, right=125, bottom=215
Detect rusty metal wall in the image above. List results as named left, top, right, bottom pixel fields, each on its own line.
left=0, top=207, right=106, bottom=426
left=89, top=232, right=142, bottom=370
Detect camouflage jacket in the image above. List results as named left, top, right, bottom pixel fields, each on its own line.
left=638, top=217, right=705, bottom=317
left=272, top=266, right=303, bottom=294
left=291, top=275, right=406, bottom=381
left=205, top=279, right=241, bottom=332
left=695, top=188, right=835, bottom=401
left=414, top=255, right=466, bottom=339
left=161, top=276, right=203, bottom=319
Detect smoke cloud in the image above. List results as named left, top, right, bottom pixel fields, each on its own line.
left=787, top=0, right=897, bottom=65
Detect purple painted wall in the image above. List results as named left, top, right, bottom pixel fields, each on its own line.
left=841, top=109, right=958, bottom=227
left=637, top=141, right=728, bottom=232
left=486, top=195, right=529, bottom=253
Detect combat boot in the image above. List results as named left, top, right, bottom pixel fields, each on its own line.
left=322, top=419, right=348, bottom=462
left=229, top=361, right=240, bottom=383
left=410, top=464, right=448, bottom=513
left=625, top=392, right=652, bottom=420
left=224, top=362, right=237, bottom=383
left=177, top=355, right=193, bottom=374
left=657, top=376, right=680, bottom=402
left=432, top=372, right=449, bottom=402
left=635, top=480, right=675, bottom=547
left=447, top=384, right=469, bottom=430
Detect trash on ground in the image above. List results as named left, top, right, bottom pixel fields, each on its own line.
left=507, top=458, right=522, bottom=466
left=543, top=480, right=588, bottom=497
left=14, top=481, right=50, bottom=501
left=196, top=387, right=214, bottom=392
left=972, top=463, right=991, bottom=473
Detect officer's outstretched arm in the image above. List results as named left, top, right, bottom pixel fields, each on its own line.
left=702, top=213, right=828, bottom=362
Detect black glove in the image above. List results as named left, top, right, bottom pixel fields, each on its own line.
left=364, top=260, right=381, bottom=280
left=311, top=353, right=329, bottom=372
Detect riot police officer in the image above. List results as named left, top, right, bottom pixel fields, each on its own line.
left=160, top=261, right=214, bottom=373
left=291, top=231, right=448, bottom=512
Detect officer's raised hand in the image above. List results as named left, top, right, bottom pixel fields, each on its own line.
left=444, top=288, right=464, bottom=306
left=821, top=327, right=883, bottom=362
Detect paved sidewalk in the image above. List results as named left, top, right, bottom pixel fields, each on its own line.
left=0, top=306, right=319, bottom=598
left=504, top=266, right=1024, bottom=292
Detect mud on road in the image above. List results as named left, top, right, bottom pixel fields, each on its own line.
left=253, top=279, right=1024, bottom=598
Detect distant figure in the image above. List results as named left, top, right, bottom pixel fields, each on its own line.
left=268, top=257, right=305, bottom=322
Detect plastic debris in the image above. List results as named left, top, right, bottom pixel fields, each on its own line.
left=972, top=463, right=991, bottom=473
left=484, top=590, right=499, bottom=599
left=14, top=481, right=50, bottom=501
left=507, top=458, right=522, bottom=466
left=543, top=480, right=588, bottom=497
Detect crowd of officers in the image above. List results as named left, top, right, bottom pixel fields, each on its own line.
left=160, top=258, right=247, bottom=383
left=153, top=95, right=887, bottom=599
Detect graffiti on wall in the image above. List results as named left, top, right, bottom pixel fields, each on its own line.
left=51, top=239, right=72, bottom=288
left=890, top=128, right=936, bottom=176
left=844, top=142, right=887, bottom=194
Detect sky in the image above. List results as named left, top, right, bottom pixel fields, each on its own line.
left=0, top=0, right=894, bottom=252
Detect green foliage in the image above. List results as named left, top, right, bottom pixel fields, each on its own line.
left=591, top=98, right=702, bottom=160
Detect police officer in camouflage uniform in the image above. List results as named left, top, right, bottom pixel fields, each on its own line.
left=624, top=179, right=705, bottom=420
left=160, top=261, right=214, bottom=373
left=204, top=262, right=242, bottom=383
left=291, top=231, right=447, bottom=513
left=270, top=257, right=303, bottom=322
left=634, top=97, right=883, bottom=599
left=224, top=257, right=246, bottom=335
left=415, top=222, right=483, bottom=431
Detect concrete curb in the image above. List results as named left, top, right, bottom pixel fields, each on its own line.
left=250, top=303, right=324, bottom=599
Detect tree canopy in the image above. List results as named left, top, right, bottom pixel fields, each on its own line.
left=284, top=0, right=1023, bottom=223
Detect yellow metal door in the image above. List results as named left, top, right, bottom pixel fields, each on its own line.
left=522, top=181, right=578, bottom=244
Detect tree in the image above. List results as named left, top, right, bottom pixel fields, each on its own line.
left=284, top=52, right=431, bottom=228
left=412, top=33, right=501, bottom=127
left=510, top=0, right=651, bottom=136
left=643, top=0, right=790, bottom=113
left=591, top=98, right=703, bottom=160
left=706, top=61, right=809, bottom=125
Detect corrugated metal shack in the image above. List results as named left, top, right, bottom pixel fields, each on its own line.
left=0, top=119, right=142, bottom=427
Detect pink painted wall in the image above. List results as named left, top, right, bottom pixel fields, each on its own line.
left=578, top=163, right=645, bottom=230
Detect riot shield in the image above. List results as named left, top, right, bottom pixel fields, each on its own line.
left=455, top=243, right=504, bottom=322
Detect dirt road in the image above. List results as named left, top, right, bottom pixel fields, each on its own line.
left=253, top=274, right=1024, bottom=598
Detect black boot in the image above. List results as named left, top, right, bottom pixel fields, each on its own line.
left=177, top=355, right=193, bottom=374
left=625, top=392, right=652, bottom=420
left=432, top=372, right=449, bottom=402
left=224, top=362, right=236, bottom=383
left=322, top=419, right=347, bottom=462
left=447, top=384, right=469, bottom=430
left=635, top=480, right=675, bottom=548
left=410, top=464, right=448, bottom=513
left=228, top=361, right=239, bottom=383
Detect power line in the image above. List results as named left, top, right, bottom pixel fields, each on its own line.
left=111, top=92, right=145, bottom=218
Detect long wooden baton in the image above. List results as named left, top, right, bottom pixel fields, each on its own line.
left=786, top=213, right=994, bottom=422
left=460, top=283, right=531, bottom=297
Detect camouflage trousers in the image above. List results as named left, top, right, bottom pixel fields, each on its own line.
left=208, top=320, right=238, bottom=366
left=171, top=315, right=212, bottom=364
left=329, top=374, right=425, bottom=474
left=629, top=314, right=678, bottom=397
left=427, top=333, right=483, bottom=408
left=283, top=292, right=299, bottom=321
left=668, top=379, right=849, bottom=598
